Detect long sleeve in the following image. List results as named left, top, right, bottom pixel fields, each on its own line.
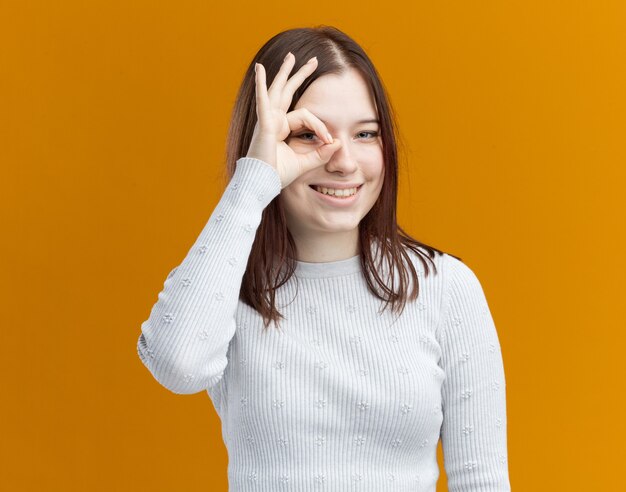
left=136, top=157, right=282, bottom=395
left=436, top=255, right=511, bottom=490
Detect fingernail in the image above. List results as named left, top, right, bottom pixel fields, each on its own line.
left=307, top=56, right=318, bottom=64
left=284, top=52, right=292, bottom=62
left=254, top=63, right=257, bottom=73
left=327, top=132, right=333, bottom=143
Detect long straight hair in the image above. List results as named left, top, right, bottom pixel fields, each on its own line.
left=223, top=26, right=458, bottom=330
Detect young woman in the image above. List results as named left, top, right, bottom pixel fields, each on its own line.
left=137, top=26, right=511, bottom=491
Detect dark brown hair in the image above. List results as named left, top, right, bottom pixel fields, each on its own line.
left=223, top=25, right=457, bottom=330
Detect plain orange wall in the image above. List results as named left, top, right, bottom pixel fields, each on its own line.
left=2, top=1, right=624, bottom=490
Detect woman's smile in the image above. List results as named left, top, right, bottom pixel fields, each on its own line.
left=308, top=183, right=364, bottom=207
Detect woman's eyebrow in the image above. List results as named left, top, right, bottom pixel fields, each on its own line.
left=357, top=118, right=380, bottom=125
left=317, top=117, right=380, bottom=126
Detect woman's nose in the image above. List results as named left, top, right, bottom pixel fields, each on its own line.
left=325, top=138, right=358, bottom=173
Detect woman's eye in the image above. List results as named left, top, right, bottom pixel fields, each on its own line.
left=357, top=131, right=378, bottom=139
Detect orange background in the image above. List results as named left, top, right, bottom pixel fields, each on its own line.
left=2, top=1, right=624, bottom=490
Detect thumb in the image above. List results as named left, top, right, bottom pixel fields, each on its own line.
left=298, top=138, right=342, bottom=173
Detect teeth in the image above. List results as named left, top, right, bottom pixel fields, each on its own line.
left=314, top=185, right=358, bottom=197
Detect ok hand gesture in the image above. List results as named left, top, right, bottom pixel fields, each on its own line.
left=245, top=52, right=343, bottom=189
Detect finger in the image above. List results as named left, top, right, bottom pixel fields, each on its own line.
left=280, top=57, right=318, bottom=112
left=286, top=107, right=333, bottom=144
left=254, top=63, right=271, bottom=125
left=297, top=138, right=343, bottom=174
left=267, top=52, right=296, bottom=105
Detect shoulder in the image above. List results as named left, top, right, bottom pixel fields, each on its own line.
left=438, top=253, right=491, bottom=322
left=444, top=254, right=485, bottom=293
left=402, top=244, right=448, bottom=278
left=391, top=243, right=486, bottom=303
left=402, top=246, right=478, bottom=293
left=403, top=248, right=489, bottom=315
left=434, top=254, right=503, bottom=350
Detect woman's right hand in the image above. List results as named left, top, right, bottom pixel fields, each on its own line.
left=245, top=52, right=343, bottom=189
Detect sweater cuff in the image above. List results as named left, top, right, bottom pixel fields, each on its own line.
left=234, top=157, right=282, bottom=201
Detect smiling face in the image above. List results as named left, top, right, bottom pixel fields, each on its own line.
left=281, top=67, right=385, bottom=257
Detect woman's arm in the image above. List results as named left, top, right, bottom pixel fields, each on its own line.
left=136, top=157, right=281, bottom=394
left=436, top=254, right=512, bottom=490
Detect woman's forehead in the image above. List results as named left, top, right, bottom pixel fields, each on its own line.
left=294, top=71, right=378, bottom=125
left=299, top=68, right=368, bottom=97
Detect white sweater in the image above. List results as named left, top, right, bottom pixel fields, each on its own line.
left=137, top=157, right=511, bottom=491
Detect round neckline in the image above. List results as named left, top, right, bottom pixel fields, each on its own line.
left=294, top=254, right=362, bottom=278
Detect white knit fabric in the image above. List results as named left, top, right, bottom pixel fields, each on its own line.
left=137, top=157, right=511, bottom=491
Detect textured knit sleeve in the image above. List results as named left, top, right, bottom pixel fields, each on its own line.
left=436, top=254, right=511, bottom=491
left=136, top=157, right=282, bottom=395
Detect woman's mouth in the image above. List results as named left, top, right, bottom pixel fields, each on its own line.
left=308, top=184, right=363, bottom=206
